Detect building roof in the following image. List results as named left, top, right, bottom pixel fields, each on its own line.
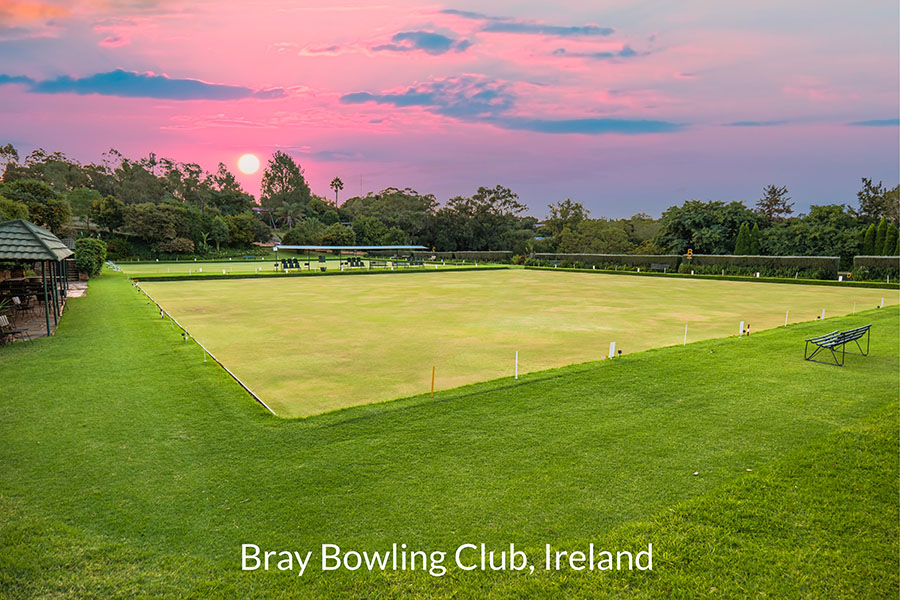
left=0, top=219, right=74, bottom=261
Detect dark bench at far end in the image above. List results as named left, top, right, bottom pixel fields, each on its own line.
left=650, top=263, right=670, bottom=272
left=369, top=260, right=388, bottom=268
left=804, top=324, right=871, bottom=366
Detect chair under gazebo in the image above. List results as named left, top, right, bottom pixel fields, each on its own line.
left=0, top=219, right=73, bottom=338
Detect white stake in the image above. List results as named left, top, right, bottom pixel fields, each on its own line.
left=881, top=297, right=885, bottom=308
left=821, top=308, right=826, bottom=320
left=739, top=321, right=744, bottom=336
left=609, top=341, right=616, bottom=357
left=515, top=351, right=518, bottom=379
left=683, top=324, right=688, bottom=346
left=785, top=310, right=789, bottom=327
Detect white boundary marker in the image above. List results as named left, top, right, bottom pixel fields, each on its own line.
left=683, top=323, right=688, bottom=346
left=135, top=282, right=277, bottom=416
left=515, top=351, right=519, bottom=380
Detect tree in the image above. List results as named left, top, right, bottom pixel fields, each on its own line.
left=330, top=177, right=344, bottom=205
left=734, top=222, right=751, bottom=254
left=154, top=237, right=194, bottom=254
left=281, top=218, right=326, bottom=245
left=544, top=199, right=588, bottom=238
left=90, top=195, right=125, bottom=235
left=749, top=223, right=762, bottom=254
left=762, top=205, right=861, bottom=269
left=275, top=201, right=304, bottom=230
left=225, top=213, right=271, bottom=246
left=0, top=179, right=71, bottom=234
left=114, top=157, right=166, bottom=204
left=0, top=143, right=19, bottom=175
left=874, top=217, right=888, bottom=255
left=861, top=223, right=876, bottom=255
left=756, top=185, right=793, bottom=222
left=383, top=226, right=407, bottom=246
left=259, top=151, right=311, bottom=211
left=208, top=215, right=229, bottom=251
left=343, top=187, right=437, bottom=241
left=320, top=222, right=355, bottom=246
left=883, top=223, right=899, bottom=256
left=656, top=200, right=761, bottom=255
left=352, top=215, right=388, bottom=245
left=0, top=195, right=28, bottom=220
left=856, top=178, right=891, bottom=224
left=123, top=202, right=184, bottom=244
left=67, top=187, right=102, bottom=232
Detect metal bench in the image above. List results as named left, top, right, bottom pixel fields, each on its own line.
left=650, top=263, right=670, bottom=273
left=804, top=324, right=871, bottom=366
left=369, top=260, right=388, bottom=268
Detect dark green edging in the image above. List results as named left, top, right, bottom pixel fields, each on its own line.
left=129, top=265, right=510, bottom=282
left=524, top=265, right=900, bottom=290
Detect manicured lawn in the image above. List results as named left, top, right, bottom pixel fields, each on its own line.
left=0, top=272, right=896, bottom=598
left=141, top=269, right=899, bottom=417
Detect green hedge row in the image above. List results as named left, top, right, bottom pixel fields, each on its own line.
left=852, top=256, right=900, bottom=281
left=534, top=253, right=680, bottom=268
left=686, top=254, right=839, bottom=278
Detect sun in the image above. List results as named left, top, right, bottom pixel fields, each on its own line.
left=237, top=153, right=260, bottom=174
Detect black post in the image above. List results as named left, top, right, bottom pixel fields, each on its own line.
left=42, top=261, right=50, bottom=336
left=50, top=261, right=59, bottom=325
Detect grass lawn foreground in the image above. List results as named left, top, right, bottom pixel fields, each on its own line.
left=0, top=271, right=897, bottom=598
left=141, top=268, right=898, bottom=417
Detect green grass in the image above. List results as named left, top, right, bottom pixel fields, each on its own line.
left=140, top=269, right=899, bottom=417
left=0, top=272, right=897, bottom=598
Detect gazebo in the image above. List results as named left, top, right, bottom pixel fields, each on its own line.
left=0, top=219, right=73, bottom=336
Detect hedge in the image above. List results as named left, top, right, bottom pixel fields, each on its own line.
left=74, top=238, right=107, bottom=277
left=533, top=253, right=680, bottom=269
left=852, top=256, right=900, bottom=281
left=684, top=255, right=839, bottom=279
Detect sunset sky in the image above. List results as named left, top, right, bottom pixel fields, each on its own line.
left=1, top=0, right=897, bottom=217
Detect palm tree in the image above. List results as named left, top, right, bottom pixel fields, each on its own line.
left=329, top=177, right=344, bottom=206
left=275, top=201, right=304, bottom=230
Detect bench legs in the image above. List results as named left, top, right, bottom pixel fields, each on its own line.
left=804, top=341, right=846, bottom=366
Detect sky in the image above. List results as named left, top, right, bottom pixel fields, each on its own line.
left=0, top=0, right=898, bottom=218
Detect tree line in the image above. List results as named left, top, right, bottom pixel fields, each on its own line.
left=0, top=144, right=896, bottom=266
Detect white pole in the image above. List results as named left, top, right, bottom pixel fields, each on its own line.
left=739, top=320, right=744, bottom=336
left=821, top=308, right=825, bottom=319
left=683, top=324, right=688, bottom=346
left=785, top=311, right=789, bottom=327
left=515, top=351, right=518, bottom=380
left=609, top=341, right=616, bottom=358
left=881, top=298, right=885, bottom=308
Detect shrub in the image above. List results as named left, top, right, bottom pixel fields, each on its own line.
left=154, top=237, right=195, bottom=254
left=104, top=236, right=132, bottom=259
left=74, top=238, right=107, bottom=277
left=534, top=253, right=680, bottom=269
left=852, top=256, right=900, bottom=281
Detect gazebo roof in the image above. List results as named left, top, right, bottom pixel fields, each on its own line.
left=0, top=219, right=74, bottom=261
